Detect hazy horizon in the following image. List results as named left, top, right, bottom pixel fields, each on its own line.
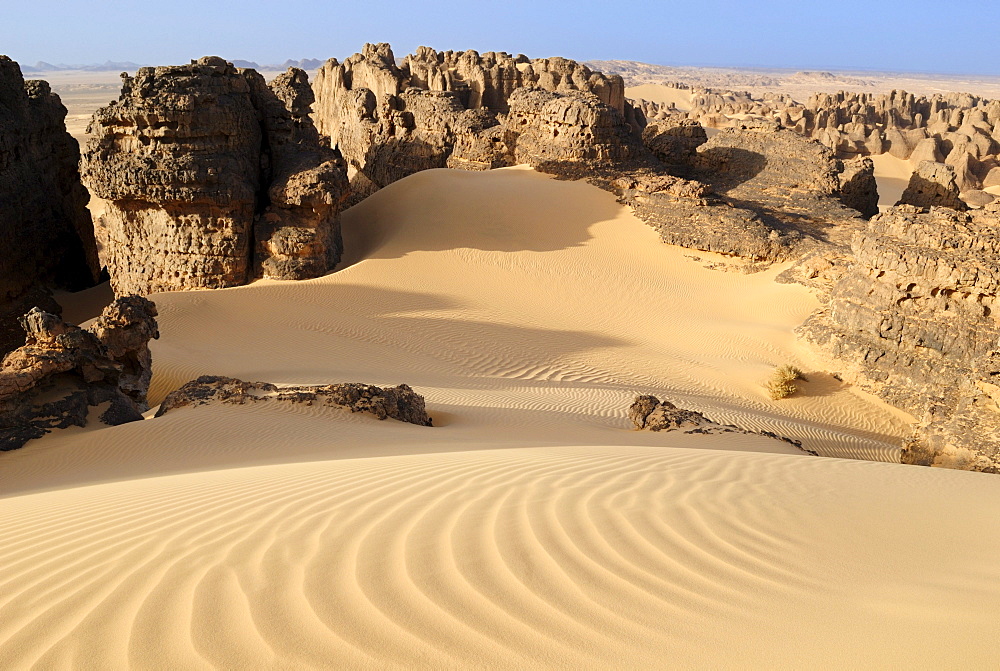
left=4, top=0, right=999, bottom=77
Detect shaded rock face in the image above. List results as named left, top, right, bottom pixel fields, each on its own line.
left=641, top=118, right=707, bottom=167
left=619, top=123, right=868, bottom=263
left=81, top=57, right=349, bottom=295
left=0, top=56, right=98, bottom=354
left=0, top=297, right=159, bottom=451
left=897, top=160, right=966, bottom=210
left=837, top=157, right=879, bottom=218
left=311, top=43, right=635, bottom=200
left=800, top=205, right=1000, bottom=471
left=156, top=375, right=433, bottom=426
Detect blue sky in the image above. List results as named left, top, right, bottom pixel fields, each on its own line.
left=4, top=0, right=997, bottom=75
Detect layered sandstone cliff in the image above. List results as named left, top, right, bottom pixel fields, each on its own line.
left=801, top=204, right=1000, bottom=471
left=81, top=57, right=349, bottom=296
left=0, top=56, right=98, bottom=354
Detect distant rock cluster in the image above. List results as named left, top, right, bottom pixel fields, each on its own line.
left=633, top=84, right=1000, bottom=205
left=81, top=57, right=350, bottom=296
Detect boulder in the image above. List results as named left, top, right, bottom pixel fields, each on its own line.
left=897, top=161, right=966, bottom=210
left=0, top=297, right=159, bottom=451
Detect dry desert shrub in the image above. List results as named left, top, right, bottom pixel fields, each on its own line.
left=766, top=364, right=807, bottom=400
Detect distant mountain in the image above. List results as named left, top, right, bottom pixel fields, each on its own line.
left=19, top=58, right=325, bottom=74
left=22, top=60, right=144, bottom=73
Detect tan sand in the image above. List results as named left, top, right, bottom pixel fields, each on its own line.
left=625, top=84, right=692, bottom=111
left=870, top=153, right=914, bottom=210
left=3, top=167, right=998, bottom=668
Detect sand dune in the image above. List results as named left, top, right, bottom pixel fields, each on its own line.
left=3, top=167, right=998, bottom=668
left=625, top=84, right=692, bottom=111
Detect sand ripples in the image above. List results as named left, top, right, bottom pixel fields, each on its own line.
left=4, top=446, right=1000, bottom=669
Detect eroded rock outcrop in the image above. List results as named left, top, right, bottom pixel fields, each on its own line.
left=311, top=43, right=635, bottom=200
left=626, top=122, right=869, bottom=262
left=156, top=375, right=433, bottom=426
left=0, top=56, right=98, bottom=354
left=81, top=57, right=349, bottom=295
left=897, top=160, right=966, bottom=210
left=801, top=204, right=1000, bottom=471
left=627, top=394, right=813, bottom=452
left=0, top=297, right=159, bottom=451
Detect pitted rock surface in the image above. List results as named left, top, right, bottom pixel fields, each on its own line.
left=82, top=58, right=349, bottom=295
left=0, top=297, right=159, bottom=451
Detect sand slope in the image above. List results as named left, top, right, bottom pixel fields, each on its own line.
left=626, top=84, right=692, bottom=111
left=3, top=167, right=998, bottom=668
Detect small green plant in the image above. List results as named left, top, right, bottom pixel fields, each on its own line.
left=766, top=364, right=807, bottom=400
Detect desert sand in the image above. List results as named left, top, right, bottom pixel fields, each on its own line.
left=870, top=153, right=915, bottom=210
left=3, top=167, right=999, bottom=668
left=625, top=83, right=692, bottom=111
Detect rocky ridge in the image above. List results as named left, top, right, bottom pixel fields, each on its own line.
left=800, top=204, right=1000, bottom=471
left=631, top=83, right=1000, bottom=201
left=156, top=375, right=433, bottom=426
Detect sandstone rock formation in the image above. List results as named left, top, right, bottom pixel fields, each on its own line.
left=0, top=297, right=159, bottom=451
left=311, top=43, right=635, bottom=200
left=629, top=122, right=870, bottom=262
left=629, top=84, right=1000, bottom=194
left=0, top=56, right=98, bottom=354
left=156, top=375, right=433, bottom=426
left=801, top=204, right=1000, bottom=471
left=81, top=58, right=349, bottom=295
left=897, top=161, right=967, bottom=209
left=641, top=118, right=707, bottom=166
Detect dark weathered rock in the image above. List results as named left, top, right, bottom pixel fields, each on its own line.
left=838, top=156, right=879, bottom=218
left=800, top=205, right=1000, bottom=471
left=0, top=297, right=159, bottom=451
left=0, top=56, right=98, bottom=355
left=641, top=118, right=707, bottom=166
left=628, top=394, right=717, bottom=431
left=81, top=58, right=349, bottom=295
left=627, top=393, right=814, bottom=452
left=155, top=375, right=433, bottom=426
left=897, top=161, right=966, bottom=210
